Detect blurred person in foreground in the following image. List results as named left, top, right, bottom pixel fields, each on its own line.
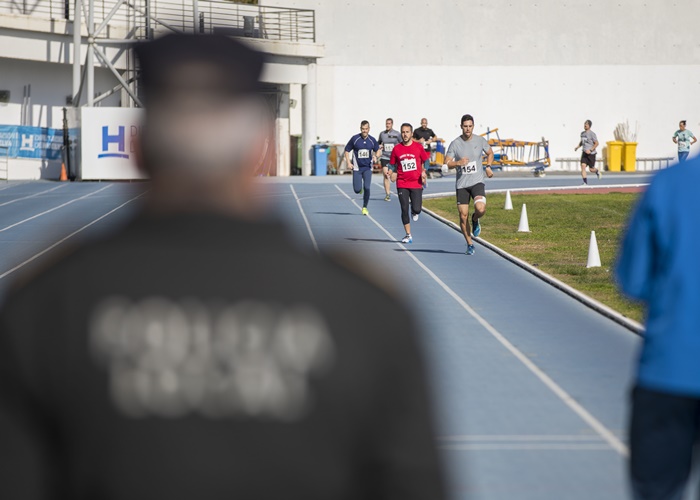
left=616, top=156, right=700, bottom=500
left=0, top=34, right=446, bottom=500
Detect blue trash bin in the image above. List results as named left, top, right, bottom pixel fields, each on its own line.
left=312, top=144, right=328, bottom=176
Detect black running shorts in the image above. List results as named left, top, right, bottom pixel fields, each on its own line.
left=581, top=152, right=597, bottom=168
left=456, top=183, right=486, bottom=205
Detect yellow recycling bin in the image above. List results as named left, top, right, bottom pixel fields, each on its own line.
left=622, top=142, right=637, bottom=172
left=606, top=141, right=623, bottom=172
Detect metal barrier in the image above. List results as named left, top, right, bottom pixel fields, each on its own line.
left=634, top=157, right=675, bottom=171
left=554, top=158, right=604, bottom=171
left=0, top=146, right=8, bottom=181
left=555, top=157, right=674, bottom=172
left=0, top=0, right=315, bottom=42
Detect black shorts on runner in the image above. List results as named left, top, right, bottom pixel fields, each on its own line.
left=581, top=152, right=597, bottom=168
left=456, top=183, right=486, bottom=205
left=380, top=158, right=391, bottom=168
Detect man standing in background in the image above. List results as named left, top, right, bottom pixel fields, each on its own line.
left=378, top=118, right=401, bottom=201
left=672, top=120, right=696, bottom=162
left=413, top=118, right=439, bottom=170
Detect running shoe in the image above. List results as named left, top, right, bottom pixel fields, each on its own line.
left=412, top=212, right=419, bottom=222
left=466, top=244, right=475, bottom=256
left=472, top=218, right=481, bottom=237
left=596, top=170, right=602, bottom=180
left=401, top=234, right=413, bottom=244
left=384, top=194, right=391, bottom=201
left=362, top=207, right=368, bottom=216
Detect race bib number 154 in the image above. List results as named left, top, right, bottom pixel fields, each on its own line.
left=460, top=161, right=477, bottom=175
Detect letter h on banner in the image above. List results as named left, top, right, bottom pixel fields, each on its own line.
left=99, top=126, right=129, bottom=159
left=20, top=134, right=34, bottom=151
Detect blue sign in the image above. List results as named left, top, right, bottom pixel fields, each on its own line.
left=99, top=125, right=129, bottom=159
left=0, top=125, right=64, bottom=160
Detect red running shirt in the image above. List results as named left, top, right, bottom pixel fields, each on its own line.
left=389, top=141, right=429, bottom=189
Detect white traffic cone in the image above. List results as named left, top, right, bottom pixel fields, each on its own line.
left=586, top=230, right=601, bottom=268
left=517, top=204, right=530, bottom=232
left=504, top=190, right=513, bottom=210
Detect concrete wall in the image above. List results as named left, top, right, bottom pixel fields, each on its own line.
left=263, top=0, right=700, bottom=163
left=0, top=58, right=121, bottom=129
left=0, top=58, right=121, bottom=179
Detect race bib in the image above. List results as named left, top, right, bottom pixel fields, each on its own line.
left=358, top=149, right=370, bottom=159
left=401, top=158, right=418, bottom=172
left=460, top=161, right=477, bottom=175
left=384, top=144, right=394, bottom=153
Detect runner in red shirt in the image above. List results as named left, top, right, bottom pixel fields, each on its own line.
left=389, top=123, right=429, bottom=244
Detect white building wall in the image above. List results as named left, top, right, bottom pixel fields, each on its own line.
left=0, top=58, right=121, bottom=129
left=263, top=0, right=700, bottom=163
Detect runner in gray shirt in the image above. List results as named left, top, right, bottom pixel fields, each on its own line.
left=574, top=119, right=601, bottom=185
left=445, top=114, right=494, bottom=255
left=378, top=118, right=402, bottom=201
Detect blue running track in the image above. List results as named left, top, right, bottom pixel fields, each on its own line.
left=0, top=175, right=651, bottom=499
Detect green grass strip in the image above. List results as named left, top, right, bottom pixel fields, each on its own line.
left=423, top=192, right=646, bottom=323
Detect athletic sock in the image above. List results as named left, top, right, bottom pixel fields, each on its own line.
left=583, top=178, right=588, bottom=184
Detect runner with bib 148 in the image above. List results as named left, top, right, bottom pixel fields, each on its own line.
left=444, top=114, right=494, bottom=256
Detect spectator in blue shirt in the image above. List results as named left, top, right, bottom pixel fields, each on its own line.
left=344, top=120, right=380, bottom=215
left=616, top=157, right=700, bottom=500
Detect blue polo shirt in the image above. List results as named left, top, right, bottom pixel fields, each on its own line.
left=616, top=158, right=700, bottom=396
left=345, top=133, right=379, bottom=171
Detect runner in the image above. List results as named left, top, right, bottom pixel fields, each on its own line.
left=672, top=120, right=697, bottom=162
left=378, top=118, right=401, bottom=201
left=389, top=122, right=429, bottom=244
left=344, top=120, right=380, bottom=215
left=574, top=120, right=602, bottom=185
left=444, top=114, right=494, bottom=256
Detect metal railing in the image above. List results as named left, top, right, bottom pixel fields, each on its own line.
left=0, top=0, right=315, bottom=42
left=0, top=0, right=72, bottom=20
left=555, top=157, right=675, bottom=171
left=0, top=146, right=9, bottom=181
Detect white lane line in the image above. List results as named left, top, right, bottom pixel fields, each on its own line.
left=0, top=181, right=30, bottom=192
left=290, top=185, right=319, bottom=253
left=0, top=184, right=112, bottom=233
left=422, top=206, right=645, bottom=335
left=0, top=184, right=67, bottom=208
left=372, top=181, right=395, bottom=196
left=423, top=183, right=649, bottom=199
left=297, top=193, right=345, bottom=202
left=441, top=443, right=612, bottom=451
left=334, top=183, right=629, bottom=458
left=0, top=191, right=146, bottom=281
left=439, top=434, right=605, bottom=442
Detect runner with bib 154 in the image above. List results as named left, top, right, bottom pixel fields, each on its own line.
left=444, top=114, right=494, bottom=256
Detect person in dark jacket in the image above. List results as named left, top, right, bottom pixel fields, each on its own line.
left=0, top=34, right=446, bottom=500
